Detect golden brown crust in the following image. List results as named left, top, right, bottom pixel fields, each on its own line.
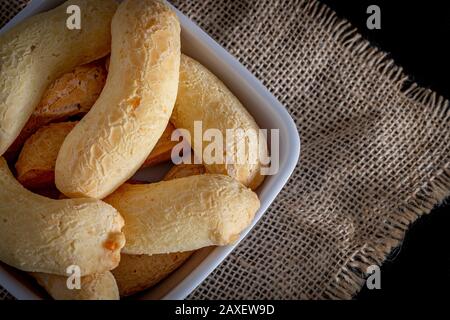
left=55, top=0, right=181, bottom=199
left=4, top=62, right=106, bottom=163
left=104, top=174, right=260, bottom=255
left=15, top=121, right=178, bottom=190
left=0, top=157, right=125, bottom=275
left=34, top=61, right=107, bottom=120
left=112, top=252, right=193, bottom=297
left=16, top=122, right=77, bottom=189
left=142, top=123, right=179, bottom=168
left=3, top=61, right=106, bottom=163
left=32, top=271, right=119, bottom=300
left=0, top=0, right=117, bottom=155
left=171, top=55, right=267, bottom=190
left=163, top=163, right=206, bottom=181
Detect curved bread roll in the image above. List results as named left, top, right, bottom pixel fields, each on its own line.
left=4, top=62, right=107, bottom=162
left=55, top=0, right=181, bottom=199
left=32, top=272, right=119, bottom=300
left=15, top=122, right=176, bottom=190
left=104, top=174, right=260, bottom=255
left=16, top=122, right=77, bottom=189
left=112, top=252, right=193, bottom=297
left=112, top=163, right=202, bottom=297
left=171, top=55, right=267, bottom=190
left=0, top=157, right=125, bottom=275
left=0, top=0, right=117, bottom=155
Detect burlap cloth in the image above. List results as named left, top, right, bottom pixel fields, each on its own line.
left=1, top=0, right=449, bottom=300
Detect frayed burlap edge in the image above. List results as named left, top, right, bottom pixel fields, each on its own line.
left=296, top=0, right=450, bottom=299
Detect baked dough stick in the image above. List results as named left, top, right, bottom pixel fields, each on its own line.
left=4, top=61, right=107, bottom=163
left=112, top=252, right=193, bottom=297
left=31, top=271, right=119, bottom=300
left=15, top=122, right=178, bottom=190
left=0, top=0, right=117, bottom=155
left=104, top=174, right=260, bottom=255
left=55, top=0, right=181, bottom=199
left=170, top=55, right=267, bottom=190
left=16, top=122, right=77, bottom=190
left=112, top=163, right=203, bottom=297
left=0, top=157, right=125, bottom=276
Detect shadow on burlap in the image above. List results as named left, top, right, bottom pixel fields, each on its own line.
left=1, top=0, right=449, bottom=300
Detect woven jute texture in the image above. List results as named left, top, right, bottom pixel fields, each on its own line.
left=1, top=0, right=450, bottom=300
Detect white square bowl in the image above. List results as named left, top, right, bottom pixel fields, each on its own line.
left=0, top=0, right=300, bottom=300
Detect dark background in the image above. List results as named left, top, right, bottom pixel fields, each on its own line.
left=319, top=0, right=450, bottom=299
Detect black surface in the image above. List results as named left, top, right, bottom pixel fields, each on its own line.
left=319, top=0, right=450, bottom=299
left=0, top=300, right=430, bottom=318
